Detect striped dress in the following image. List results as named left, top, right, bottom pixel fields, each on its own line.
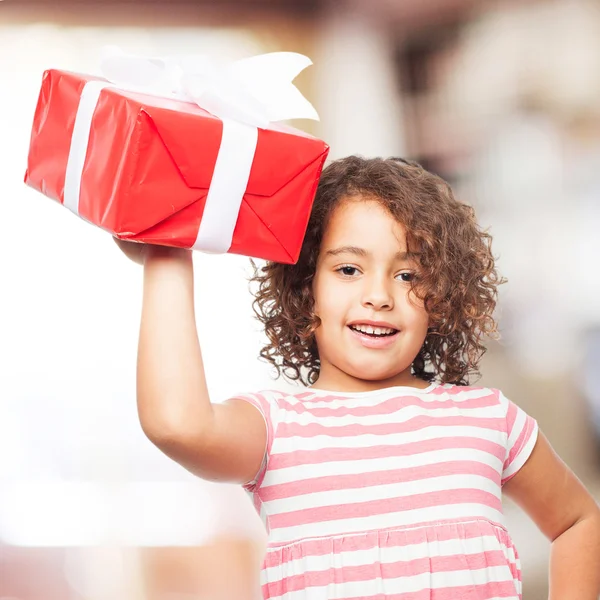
left=239, top=383, right=538, bottom=600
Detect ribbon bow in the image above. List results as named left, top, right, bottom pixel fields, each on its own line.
left=100, top=46, right=319, bottom=128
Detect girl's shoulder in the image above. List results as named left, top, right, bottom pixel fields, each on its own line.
left=432, top=383, right=503, bottom=399
left=433, top=384, right=515, bottom=410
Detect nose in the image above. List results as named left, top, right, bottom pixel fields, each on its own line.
left=360, top=273, right=394, bottom=311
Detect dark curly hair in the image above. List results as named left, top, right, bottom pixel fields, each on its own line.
left=250, top=156, right=505, bottom=387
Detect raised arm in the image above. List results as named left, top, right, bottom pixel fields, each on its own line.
left=116, top=239, right=267, bottom=483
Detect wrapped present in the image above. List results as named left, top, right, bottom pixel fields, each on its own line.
left=24, top=49, right=329, bottom=263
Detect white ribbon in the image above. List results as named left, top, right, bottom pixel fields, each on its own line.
left=63, top=47, right=319, bottom=253
left=64, top=81, right=116, bottom=216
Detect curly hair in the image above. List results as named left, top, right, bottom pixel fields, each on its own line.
left=250, top=156, right=505, bottom=387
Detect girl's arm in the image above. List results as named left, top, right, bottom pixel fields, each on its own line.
left=135, top=245, right=268, bottom=483
left=503, top=431, right=600, bottom=599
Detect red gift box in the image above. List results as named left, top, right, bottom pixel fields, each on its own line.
left=25, top=69, right=329, bottom=263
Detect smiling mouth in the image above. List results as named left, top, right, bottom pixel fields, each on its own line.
left=348, top=325, right=399, bottom=338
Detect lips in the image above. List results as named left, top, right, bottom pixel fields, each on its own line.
left=348, top=322, right=400, bottom=349
left=347, top=320, right=400, bottom=338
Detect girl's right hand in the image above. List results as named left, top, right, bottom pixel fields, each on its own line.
left=113, top=237, right=190, bottom=265
left=113, top=236, right=148, bottom=265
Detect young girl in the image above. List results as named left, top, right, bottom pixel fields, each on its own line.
left=116, top=156, right=600, bottom=600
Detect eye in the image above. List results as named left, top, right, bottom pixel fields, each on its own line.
left=396, top=271, right=416, bottom=283
left=335, top=265, right=360, bottom=277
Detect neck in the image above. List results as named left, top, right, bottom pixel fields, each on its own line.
left=310, top=366, right=432, bottom=394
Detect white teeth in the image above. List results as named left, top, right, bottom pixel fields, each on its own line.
left=351, top=324, right=396, bottom=336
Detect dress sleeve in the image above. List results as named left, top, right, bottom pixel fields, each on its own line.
left=232, top=391, right=281, bottom=492
left=498, top=389, right=539, bottom=486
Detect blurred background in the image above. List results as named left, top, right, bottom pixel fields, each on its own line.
left=2, top=0, right=600, bottom=598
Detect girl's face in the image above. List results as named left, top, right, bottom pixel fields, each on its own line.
left=311, top=197, right=430, bottom=391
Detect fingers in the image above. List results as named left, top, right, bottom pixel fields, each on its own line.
left=113, top=236, right=145, bottom=264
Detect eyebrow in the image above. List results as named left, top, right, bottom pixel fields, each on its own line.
left=324, top=246, right=420, bottom=261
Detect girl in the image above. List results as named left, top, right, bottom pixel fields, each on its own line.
left=116, top=156, right=600, bottom=599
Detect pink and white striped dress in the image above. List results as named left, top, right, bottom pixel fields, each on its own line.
left=239, top=383, right=538, bottom=600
